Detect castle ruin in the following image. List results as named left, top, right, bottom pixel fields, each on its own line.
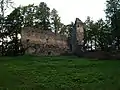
left=21, top=18, right=84, bottom=55
left=70, top=18, right=84, bottom=53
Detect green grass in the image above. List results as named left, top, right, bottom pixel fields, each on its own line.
left=0, top=56, right=120, bottom=90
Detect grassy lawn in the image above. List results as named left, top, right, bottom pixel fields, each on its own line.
left=0, top=56, right=120, bottom=90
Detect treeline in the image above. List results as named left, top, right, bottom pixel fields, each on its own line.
left=84, top=0, right=120, bottom=53
left=0, top=0, right=120, bottom=56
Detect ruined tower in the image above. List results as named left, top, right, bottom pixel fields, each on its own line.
left=75, top=18, right=84, bottom=45
left=70, top=18, right=84, bottom=53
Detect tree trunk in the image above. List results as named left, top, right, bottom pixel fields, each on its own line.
left=95, top=36, right=97, bottom=50
left=1, top=0, right=4, bottom=56
left=91, top=40, right=92, bottom=51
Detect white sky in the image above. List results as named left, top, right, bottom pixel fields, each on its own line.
left=11, top=0, right=106, bottom=24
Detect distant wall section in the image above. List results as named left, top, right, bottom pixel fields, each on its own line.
left=21, top=27, right=68, bottom=55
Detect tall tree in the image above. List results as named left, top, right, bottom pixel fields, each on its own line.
left=59, top=23, right=67, bottom=35
left=95, top=19, right=110, bottom=51
left=21, top=4, right=36, bottom=27
left=105, top=0, right=120, bottom=50
left=51, top=8, right=61, bottom=34
left=6, top=7, right=23, bottom=56
left=0, top=0, right=14, bottom=56
left=84, top=16, right=94, bottom=50
left=36, top=2, right=50, bottom=30
left=84, top=17, right=110, bottom=51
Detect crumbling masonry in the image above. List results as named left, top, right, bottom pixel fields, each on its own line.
left=21, top=18, right=84, bottom=55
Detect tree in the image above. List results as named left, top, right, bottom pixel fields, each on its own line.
left=36, top=2, right=50, bottom=30
left=95, top=19, right=111, bottom=51
left=0, top=0, right=14, bottom=56
left=67, top=22, right=74, bottom=51
left=84, top=16, right=94, bottom=50
left=5, top=7, right=23, bottom=56
left=21, top=4, right=36, bottom=27
left=59, top=23, right=66, bottom=35
left=84, top=17, right=110, bottom=51
left=51, top=8, right=61, bottom=34
left=105, top=0, right=120, bottom=50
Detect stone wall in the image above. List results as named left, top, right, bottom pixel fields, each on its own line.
left=76, top=18, right=84, bottom=45
left=21, top=27, right=68, bottom=55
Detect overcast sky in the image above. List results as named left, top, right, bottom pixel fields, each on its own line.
left=11, top=0, right=106, bottom=24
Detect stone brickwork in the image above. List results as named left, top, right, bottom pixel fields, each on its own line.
left=75, top=18, right=84, bottom=45
left=21, top=27, right=68, bottom=55
left=69, top=18, right=84, bottom=53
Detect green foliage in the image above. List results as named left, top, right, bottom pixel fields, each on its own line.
left=51, top=8, right=61, bottom=34
left=59, top=23, right=67, bottom=35
left=84, top=16, right=95, bottom=50
left=105, top=0, right=120, bottom=50
left=35, top=2, right=51, bottom=30
left=84, top=17, right=111, bottom=51
left=21, top=4, right=36, bottom=27
left=84, top=0, right=120, bottom=52
left=0, top=0, right=14, bottom=56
